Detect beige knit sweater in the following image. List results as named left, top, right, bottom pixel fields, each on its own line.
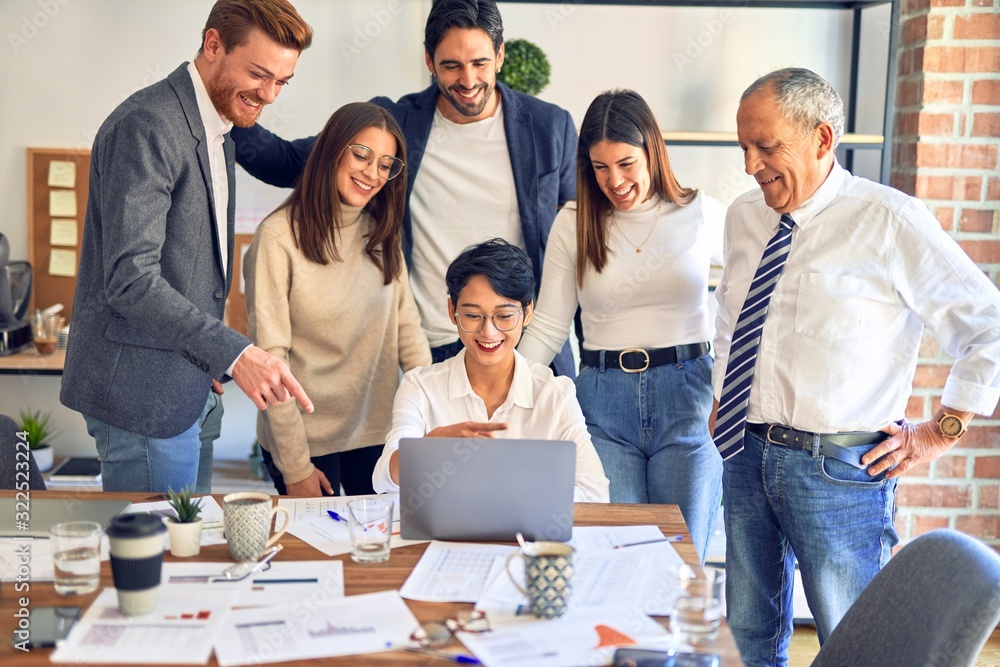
left=244, top=204, right=432, bottom=485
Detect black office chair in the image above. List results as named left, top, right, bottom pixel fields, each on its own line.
left=0, top=414, right=46, bottom=490
left=812, top=529, right=1000, bottom=667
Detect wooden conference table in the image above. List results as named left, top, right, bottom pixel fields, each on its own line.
left=1, top=491, right=743, bottom=666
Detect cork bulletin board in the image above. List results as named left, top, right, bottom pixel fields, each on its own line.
left=26, top=147, right=91, bottom=322
left=27, top=149, right=255, bottom=337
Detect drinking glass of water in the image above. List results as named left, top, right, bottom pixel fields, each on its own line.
left=346, top=498, right=393, bottom=563
left=672, top=564, right=726, bottom=644
left=50, top=521, right=103, bottom=595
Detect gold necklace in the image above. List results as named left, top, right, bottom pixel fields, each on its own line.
left=616, top=200, right=662, bottom=254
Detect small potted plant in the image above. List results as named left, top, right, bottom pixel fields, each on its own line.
left=166, top=486, right=204, bottom=557
left=497, top=38, right=551, bottom=96
left=19, top=408, right=59, bottom=472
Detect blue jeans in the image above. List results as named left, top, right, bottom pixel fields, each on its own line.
left=723, top=427, right=898, bottom=667
left=575, top=353, right=722, bottom=561
left=84, top=392, right=222, bottom=494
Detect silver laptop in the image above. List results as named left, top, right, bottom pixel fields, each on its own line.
left=0, top=497, right=131, bottom=537
left=398, top=438, right=576, bottom=542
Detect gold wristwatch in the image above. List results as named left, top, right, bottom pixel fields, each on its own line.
left=936, top=412, right=968, bottom=439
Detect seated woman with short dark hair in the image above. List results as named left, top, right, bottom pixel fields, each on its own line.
left=372, top=239, right=609, bottom=502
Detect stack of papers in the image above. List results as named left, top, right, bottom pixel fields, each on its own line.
left=396, top=526, right=689, bottom=667
left=278, top=494, right=427, bottom=557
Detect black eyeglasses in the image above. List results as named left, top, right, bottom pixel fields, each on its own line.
left=346, top=143, right=404, bottom=181
left=455, top=309, right=524, bottom=333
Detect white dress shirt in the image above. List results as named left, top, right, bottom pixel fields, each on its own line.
left=186, top=61, right=231, bottom=277
left=713, top=161, right=1000, bottom=432
left=519, top=193, right=725, bottom=366
left=372, top=349, right=610, bottom=502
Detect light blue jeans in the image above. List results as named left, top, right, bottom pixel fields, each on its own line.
left=84, top=392, right=222, bottom=494
left=575, top=353, right=723, bottom=562
left=723, top=427, right=898, bottom=667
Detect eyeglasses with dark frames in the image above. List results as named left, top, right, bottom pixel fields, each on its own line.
left=410, top=609, right=490, bottom=648
left=345, top=143, right=404, bottom=181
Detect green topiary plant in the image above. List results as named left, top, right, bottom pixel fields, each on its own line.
left=18, top=408, right=59, bottom=450
left=167, top=486, right=204, bottom=524
left=497, top=38, right=551, bottom=97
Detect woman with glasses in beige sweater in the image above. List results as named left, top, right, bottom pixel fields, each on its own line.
left=245, top=102, right=431, bottom=497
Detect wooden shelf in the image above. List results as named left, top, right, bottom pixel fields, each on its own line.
left=0, top=347, right=65, bottom=375
left=661, top=131, right=884, bottom=149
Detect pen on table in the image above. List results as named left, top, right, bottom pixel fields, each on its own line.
left=403, top=646, right=481, bottom=664
left=326, top=510, right=344, bottom=522
left=613, top=535, right=684, bottom=549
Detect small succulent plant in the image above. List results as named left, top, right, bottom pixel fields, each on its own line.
left=167, top=486, right=204, bottom=524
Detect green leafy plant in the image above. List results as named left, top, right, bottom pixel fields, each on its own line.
left=497, top=39, right=551, bottom=96
left=167, top=486, right=204, bottom=524
left=18, top=408, right=59, bottom=450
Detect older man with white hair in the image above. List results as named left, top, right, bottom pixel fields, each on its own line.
left=711, top=67, right=1000, bottom=667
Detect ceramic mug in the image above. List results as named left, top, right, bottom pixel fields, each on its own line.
left=505, top=541, right=575, bottom=619
left=222, top=492, right=290, bottom=562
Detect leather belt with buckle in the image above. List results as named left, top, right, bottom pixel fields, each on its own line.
left=580, top=342, right=710, bottom=374
left=745, top=422, right=888, bottom=469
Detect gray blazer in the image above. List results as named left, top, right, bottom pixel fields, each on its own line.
left=61, top=63, right=249, bottom=438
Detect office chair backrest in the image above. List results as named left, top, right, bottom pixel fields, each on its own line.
left=0, top=414, right=46, bottom=490
left=812, top=529, right=1000, bottom=667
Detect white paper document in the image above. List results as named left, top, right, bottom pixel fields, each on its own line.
left=458, top=611, right=672, bottom=667
left=400, top=540, right=518, bottom=603
left=477, top=550, right=654, bottom=624
left=214, top=589, right=418, bottom=666
left=0, top=537, right=53, bottom=581
left=570, top=525, right=687, bottom=616
left=51, top=586, right=237, bottom=664
left=128, top=496, right=226, bottom=547
left=278, top=494, right=427, bottom=557
left=161, top=560, right=344, bottom=608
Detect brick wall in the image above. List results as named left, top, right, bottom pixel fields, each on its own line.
left=890, top=0, right=1000, bottom=547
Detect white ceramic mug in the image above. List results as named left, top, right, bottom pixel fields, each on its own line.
left=222, top=492, right=290, bottom=562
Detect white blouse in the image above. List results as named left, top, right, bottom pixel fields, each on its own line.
left=372, top=350, right=610, bottom=502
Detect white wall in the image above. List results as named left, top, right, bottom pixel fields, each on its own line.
left=0, top=0, right=891, bottom=459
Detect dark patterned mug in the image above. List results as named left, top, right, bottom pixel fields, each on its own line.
left=505, top=541, right=575, bottom=618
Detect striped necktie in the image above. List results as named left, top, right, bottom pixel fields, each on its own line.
left=714, top=214, right=796, bottom=459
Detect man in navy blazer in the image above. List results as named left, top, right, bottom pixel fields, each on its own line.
left=61, top=0, right=315, bottom=494
left=232, top=0, right=577, bottom=376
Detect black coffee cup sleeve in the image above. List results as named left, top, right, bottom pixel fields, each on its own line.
left=110, top=553, right=163, bottom=591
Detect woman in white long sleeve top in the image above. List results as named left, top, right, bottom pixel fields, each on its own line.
left=373, top=239, right=609, bottom=503
left=518, top=90, right=723, bottom=560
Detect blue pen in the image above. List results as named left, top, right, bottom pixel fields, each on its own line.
left=326, top=509, right=344, bottom=522
left=403, top=646, right=481, bottom=664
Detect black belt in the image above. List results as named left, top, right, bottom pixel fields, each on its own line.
left=746, top=422, right=888, bottom=469
left=581, top=342, right=710, bottom=373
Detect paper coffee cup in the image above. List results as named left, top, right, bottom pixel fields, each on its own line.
left=106, top=513, right=166, bottom=616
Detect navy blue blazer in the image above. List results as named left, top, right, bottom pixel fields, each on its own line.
left=232, top=82, right=578, bottom=376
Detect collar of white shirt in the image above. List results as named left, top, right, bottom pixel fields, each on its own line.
left=446, top=349, right=536, bottom=410
left=785, top=159, right=847, bottom=229
left=186, top=61, right=233, bottom=140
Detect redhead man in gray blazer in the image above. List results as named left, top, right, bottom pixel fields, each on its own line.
left=61, top=0, right=314, bottom=494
